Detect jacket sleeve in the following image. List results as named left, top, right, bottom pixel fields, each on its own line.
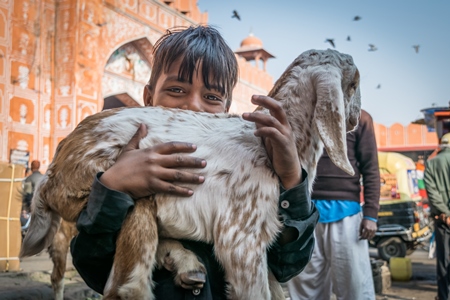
left=424, top=160, right=450, bottom=216
left=70, top=173, right=134, bottom=294
left=268, top=169, right=319, bottom=282
left=355, top=110, right=381, bottom=220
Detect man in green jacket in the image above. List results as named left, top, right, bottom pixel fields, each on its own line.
left=424, top=132, right=450, bottom=300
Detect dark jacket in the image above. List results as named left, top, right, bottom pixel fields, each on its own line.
left=424, top=147, right=450, bottom=217
left=311, top=109, right=380, bottom=220
left=71, top=170, right=318, bottom=300
left=24, top=171, right=44, bottom=194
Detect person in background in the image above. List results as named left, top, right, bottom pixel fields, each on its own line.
left=70, top=25, right=318, bottom=299
left=287, top=109, right=380, bottom=300
left=416, top=155, right=428, bottom=199
left=20, top=209, right=31, bottom=239
left=424, top=132, right=450, bottom=300
left=22, top=160, right=44, bottom=211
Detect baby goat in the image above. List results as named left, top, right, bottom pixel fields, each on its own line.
left=21, top=49, right=361, bottom=300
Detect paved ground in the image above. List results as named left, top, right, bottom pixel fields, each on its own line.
left=0, top=248, right=438, bottom=299
left=371, top=247, right=437, bottom=300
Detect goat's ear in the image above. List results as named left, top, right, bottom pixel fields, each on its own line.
left=312, top=66, right=354, bottom=176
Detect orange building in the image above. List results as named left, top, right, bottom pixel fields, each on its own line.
left=374, top=122, right=438, bottom=160
left=0, top=0, right=273, bottom=170
left=1, top=0, right=439, bottom=169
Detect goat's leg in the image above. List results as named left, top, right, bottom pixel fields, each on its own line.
left=49, top=220, right=78, bottom=300
left=268, top=271, right=285, bottom=300
left=215, top=238, right=270, bottom=299
left=156, top=238, right=207, bottom=289
left=103, top=199, right=158, bottom=300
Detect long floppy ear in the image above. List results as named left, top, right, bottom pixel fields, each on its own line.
left=312, top=66, right=354, bottom=176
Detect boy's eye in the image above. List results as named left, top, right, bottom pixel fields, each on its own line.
left=205, top=94, right=223, bottom=102
left=168, top=87, right=183, bottom=93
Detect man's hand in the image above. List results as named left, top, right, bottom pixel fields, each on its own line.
left=100, top=124, right=206, bottom=199
left=242, top=95, right=302, bottom=189
left=435, top=213, right=450, bottom=226
left=359, top=219, right=377, bottom=240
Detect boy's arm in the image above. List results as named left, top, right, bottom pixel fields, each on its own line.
left=72, top=171, right=317, bottom=288
left=70, top=173, right=134, bottom=294
left=268, top=169, right=319, bottom=283
left=71, top=126, right=207, bottom=293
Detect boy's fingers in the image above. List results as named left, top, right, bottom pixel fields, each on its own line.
left=152, top=142, right=198, bottom=155
left=158, top=155, right=206, bottom=168
left=243, top=111, right=289, bottom=137
left=157, top=181, right=195, bottom=197
left=124, top=124, right=148, bottom=151
left=250, top=95, right=288, bottom=125
left=158, top=168, right=205, bottom=184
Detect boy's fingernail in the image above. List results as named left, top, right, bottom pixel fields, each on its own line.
left=199, top=176, right=205, bottom=182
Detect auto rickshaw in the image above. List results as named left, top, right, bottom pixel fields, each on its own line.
left=370, top=152, right=432, bottom=261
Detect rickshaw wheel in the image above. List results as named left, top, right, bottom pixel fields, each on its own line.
left=377, top=237, right=407, bottom=261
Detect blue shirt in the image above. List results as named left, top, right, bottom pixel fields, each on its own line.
left=314, top=200, right=361, bottom=223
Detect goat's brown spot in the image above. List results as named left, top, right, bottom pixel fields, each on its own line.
left=241, top=172, right=251, bottom=183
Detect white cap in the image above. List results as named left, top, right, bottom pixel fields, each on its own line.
left=441, top=132, right=450, bottom=147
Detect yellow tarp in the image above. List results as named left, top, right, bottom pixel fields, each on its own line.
left=0, top=163, right=25, bottom=271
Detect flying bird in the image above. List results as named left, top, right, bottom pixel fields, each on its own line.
left=353, top=16, right=361, bottom=21
left=376, top=84, right=381, bottom=89
left=232, top=10, right=241, bottom=21
left=368, top=44, right=378, bottom=51
left=347, top=36, right=351, bottom=41
left=325, top=38, right=335, bottom=48
left=412, top=45, right=420, bottom=53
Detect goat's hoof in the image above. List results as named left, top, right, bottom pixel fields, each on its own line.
left=177, top=271, right=206, bottom=290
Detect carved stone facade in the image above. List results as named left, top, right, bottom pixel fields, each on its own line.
left=1, top=0, right=275, bottom=170
left=2, top=0, right=433, bottom=170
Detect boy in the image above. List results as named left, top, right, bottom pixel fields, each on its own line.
left=71, top=25, right=318, bottom=299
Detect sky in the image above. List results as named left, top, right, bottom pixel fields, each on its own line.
left=197, top=0, right=450, bottom=126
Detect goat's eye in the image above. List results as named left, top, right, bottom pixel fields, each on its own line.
left=350, top=82, right=357, bottom=90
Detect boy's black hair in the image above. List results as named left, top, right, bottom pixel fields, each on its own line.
left=149, top=25, right=238, bottom=109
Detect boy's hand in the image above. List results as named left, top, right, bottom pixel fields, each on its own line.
left=242, top=95, right=302, bottom=189
left=100, top=124, right=206, bottom=199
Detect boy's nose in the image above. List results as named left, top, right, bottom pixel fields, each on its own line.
left=181, top=95, right=203, bottom=112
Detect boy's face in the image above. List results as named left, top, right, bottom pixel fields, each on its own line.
left=144, top=59, right=228, bottom=113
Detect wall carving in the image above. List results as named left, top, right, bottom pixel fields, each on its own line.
left=140, top=1, right=157, bottom=23
left=8, top=131, right=33, bottom=153
left=0, top=9, right=7, bottom=41
left=41, top=137, right=50, bottom=167
left=17, top=65, right=29, bottom=89
left=56, top=105, right=71, bottom=130
left=102, top=72, right=144, bottom=105
left=42, top=103, right=51, bottom=131
left=77, top=100, right=96, bottom=122
left=9, top=96, right=34, bottom=125
left=0, top=49, right=5, bottom=80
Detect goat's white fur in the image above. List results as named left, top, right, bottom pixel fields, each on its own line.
left=21, top=49, right=361, bottom=299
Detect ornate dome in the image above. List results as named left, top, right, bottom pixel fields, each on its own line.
left=240, top=33, right=263, bottom=48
